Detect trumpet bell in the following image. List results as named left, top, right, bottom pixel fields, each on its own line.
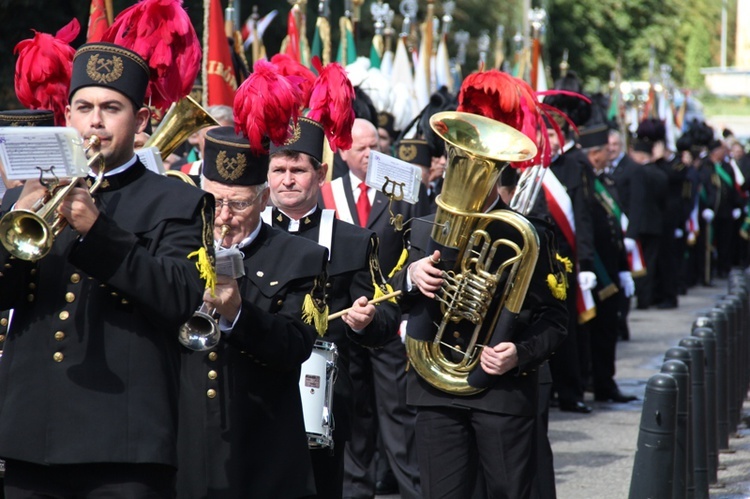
left=0, top=209, right=53, bottom=261
left=178, top=310, right=221, bottom=351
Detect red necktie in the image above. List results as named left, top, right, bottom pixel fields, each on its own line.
left=356, top=182, right=371, bottom=227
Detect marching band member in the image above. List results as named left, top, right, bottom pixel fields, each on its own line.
left=176, top=126, right=329, bottom=498
left=0, top=42, right=213, bottom=497
left=266, top=116, right=401, bottom=498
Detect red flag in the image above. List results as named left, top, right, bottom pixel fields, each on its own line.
left=284, top=8, right=300, bottom=62
left=86, top=0, right=111, bottom=42
left=204, top=0, right=237, bottom=106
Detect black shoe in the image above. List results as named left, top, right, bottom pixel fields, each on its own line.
left=559, top=401, right=593, bottom=413
left=656, top=300, right=677, bottom=310
left=375, top=476, right=398, bottom=495
left=595, top=390, right=638, bottom=403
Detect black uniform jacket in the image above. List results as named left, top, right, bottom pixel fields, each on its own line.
left=268, top=207, right=401, bottom=441
left=0, top=160, right=210, bottom=467
left=624, top=162, right=668, bottom=238
left=177, top=223, right=328, bottom=499
left=532, top=147, right=596, bottom=272
left=390, top=209, right=568, bottom=416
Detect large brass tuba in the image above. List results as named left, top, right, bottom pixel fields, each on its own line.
left=143, top=95, right=220, bottom=160
left=404, top=111, right=540, bottom=396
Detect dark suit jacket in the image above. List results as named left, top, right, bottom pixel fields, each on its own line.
left=390, top=210, right=568, bottom=416
left=177, top=223, right=328, bottom=499
left=267, top=207, right=401, bottom=440
left=0, top=161, right=210, bottom=467
left=625, top=162, right=668, bottom=238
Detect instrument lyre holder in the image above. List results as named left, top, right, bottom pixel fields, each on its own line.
left=381, top=176, right=405, bottom=231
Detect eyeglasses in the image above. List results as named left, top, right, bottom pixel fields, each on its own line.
left=214, top=197, right=257, bottom=212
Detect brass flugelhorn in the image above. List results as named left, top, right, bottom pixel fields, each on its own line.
left=0, top=136, right=106, bottom=261
left=178, top=224, right=231, bottom=351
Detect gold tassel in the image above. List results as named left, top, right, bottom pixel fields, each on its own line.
left=556, top=253, right=573, bottom=273
left=547, top=273, right=567, bottom=300
left=188, top=247, right=217, bottom=296
left=302, top=293, right=329, bottom=336
left=387, top=248, right=409, bottom=278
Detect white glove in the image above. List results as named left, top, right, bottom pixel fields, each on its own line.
left=732, top=208, right=742, bottom=220
left=623, top=237, right=636, bottom=253
left=702, top=208, right=715, bottom=223
left=618, top=271, right=635, bottom=298
left=578, top=271, right=597, bottom=291
left=674, top=228, right=684, bottom=238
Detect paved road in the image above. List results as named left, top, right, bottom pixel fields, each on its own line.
left=377, top=276, right=750, bottom=498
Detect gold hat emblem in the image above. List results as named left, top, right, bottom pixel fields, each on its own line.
left=378, top=113, right=388, bottom=127
left=216, top=150, right=247, bottom=181
left=284, top=121, right=302, bottom=145
left=398, top=144, right=417, bottom=163
left=86, top=54, right=124, bottom=84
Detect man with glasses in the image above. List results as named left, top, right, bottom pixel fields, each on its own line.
left=176, top=126, right=329, bottom=498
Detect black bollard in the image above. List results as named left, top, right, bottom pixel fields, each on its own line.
left=665, top=346, right=694, bottom=498
left=678, top=337, right=710, bottom=499
left=707, top=308, right=730, bottom=451
left=629, top=373, right=678, bottom=499
left=715, top=300, right=739, bottom=434
left=692, top=327, right=719, bottom=485
left=661, top=359, right=690, bottom=499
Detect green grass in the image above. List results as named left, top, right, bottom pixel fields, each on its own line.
left=699, top=93, right=750, bottom=116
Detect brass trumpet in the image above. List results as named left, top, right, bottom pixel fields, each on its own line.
left=0, top=136, right=106, bottom=261
left=178, top=224, right=231, bottom=351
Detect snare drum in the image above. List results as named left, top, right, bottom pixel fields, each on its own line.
left=298, top=340, right=338, bottom=449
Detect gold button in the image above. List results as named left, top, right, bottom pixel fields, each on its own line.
left=70, top=273, right=81, bottom=284
left=453, top=331, right=461, bottom=339
left=59, top=311, right=69, bottom=321
left=208, top=352, right=218, bottom=361
left=4, top=264, right=10, bottom=269
left=206, top=389, right=217, bottom=399
left=325, top=282, right=332, bottom=288
left=99, top=284, right=106, bottom=288
left=208, top=370, right=218, bottom=380
left=121, top=299, right=129, bottom=305
left=0, top=318, right=6, bottom=327
left=53, top=352, right=64, bottom=362
left=54, top=331, right=65, bottom=341
left=28, top=283, right=36, bottom=290
left=110, top=292, right=118, bottom=297
left=30, top=269, right=37, bottom=275
left=276, top=299, right=283, bottom=306
left=0, top=272, right=4, bottom=277
left=65, top=292, right=75, bottom=303
left=27, top=294, right=34, bottom=302
left=0, top=335, right=5, bottom=342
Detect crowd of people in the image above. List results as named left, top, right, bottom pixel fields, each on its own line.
left=0, top=8, right=749, bottom=499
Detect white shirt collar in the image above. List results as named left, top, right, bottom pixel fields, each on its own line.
left=279, top=205, right=318, bottom=232
left=90, top=155, right=138, bottom=178
left=235, top=221, right=263, bottom=250
left=349, top=171, right=375, bottom=203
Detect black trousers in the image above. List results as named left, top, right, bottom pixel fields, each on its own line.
left=4, top=460, right=175, bottom=499
left=550, top=287, right=584, bottom=404
left=310, top=439, right=345, bottom=499
left=634, top=234, right=661, bottom=308
left=589, top=294, right=621, bottom=397
left=415, top=406, right=535, bottom=499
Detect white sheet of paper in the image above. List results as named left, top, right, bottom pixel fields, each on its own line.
left=0, top=127, right=88, bottom=180
left=366, top=150, right=421, bottom=205
left=136, top=146, right=165, bottom=174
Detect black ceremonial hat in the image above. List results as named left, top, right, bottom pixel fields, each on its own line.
left=69, top=43, right=150, bottom=108
left=0, top=110, right=54, bottom=127
left=378, top=111, right=397, bottom=139
left=394, top=138, right=431, bottom=168
left=203, top=126, right=269, bottom=186
left=269, top=117, right=325, bottom=163
left=578, top=124, right=609, bottom=149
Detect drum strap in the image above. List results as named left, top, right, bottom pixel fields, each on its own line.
left=319, top=209, right=335, bottom=261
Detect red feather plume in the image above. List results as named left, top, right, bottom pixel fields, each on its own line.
left=99, top=0, right=200, bottom=112
left=14, top=18, right=80, bottom=126
left=233, top=60, right=304, bottom=155
left=270, top=53, right=317, bottom=107
left=457, top=69, right=587, bottom=168
left=307, top=57, right=355, bottom=152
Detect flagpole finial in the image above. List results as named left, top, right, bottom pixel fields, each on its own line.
left=560, top=49, right=569, bottom=78
left=454, top=30, right=469, bottom=66
left=477, top=30, right=490, bottom=69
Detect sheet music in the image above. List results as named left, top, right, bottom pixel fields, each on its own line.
left=136, top=146, right=165, bottom=174
left=0, top=127, right=88, bottom=180
left=366, top=150, right=422, bottom=204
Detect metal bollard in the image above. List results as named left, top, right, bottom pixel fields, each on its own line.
left=665, top=346, right=694, bottom=498
left=629, top=373, right=678, bottom=499
left=706, top=308, right=730, bottom=451
left=691, top=327, right=719, bottom=485
left=678, top=337, right=709, bottom=499
left=661, top=359, right=690, bottom=499
left=715, top=299, right=739, bottom=434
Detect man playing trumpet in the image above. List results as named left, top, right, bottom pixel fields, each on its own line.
left=177, top=126, right=329, bottom=498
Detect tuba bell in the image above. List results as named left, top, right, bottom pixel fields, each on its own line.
left=403, top=111, right=540, bottom=396
left=143, top=95, right=220, bottom=160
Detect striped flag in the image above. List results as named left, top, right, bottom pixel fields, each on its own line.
left=203, top=0, right=237, bottom=107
